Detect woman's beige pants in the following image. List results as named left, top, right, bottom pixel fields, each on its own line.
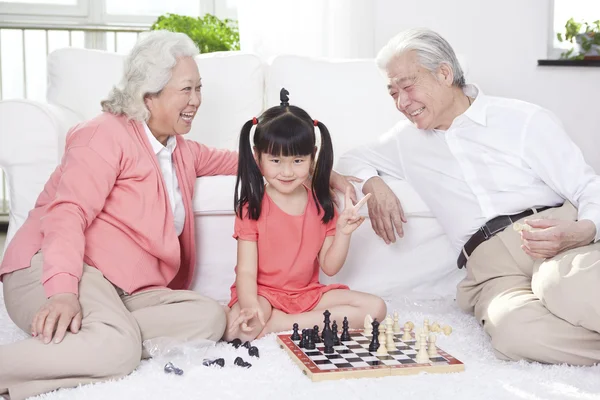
left=457, top=202, right=600, bottom=365
left=0, top=252, right=226, bottom=400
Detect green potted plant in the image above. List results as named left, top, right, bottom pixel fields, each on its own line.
left=151, top=13, right=240, bottom=53
left=557, top=18, right=600, bottom=60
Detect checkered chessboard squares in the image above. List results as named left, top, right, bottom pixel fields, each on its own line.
left=294, top=331, right=449, bottom=370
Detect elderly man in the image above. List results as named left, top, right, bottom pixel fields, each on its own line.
left=337, top=28, right=600, bottom=365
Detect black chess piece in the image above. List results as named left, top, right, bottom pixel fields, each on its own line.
left=340, top=316, right=351, bottom=342
left=202, top=358, right=225, bottom=368
left=299, top=329, right=307, bottom=348
left=332, top=320, right=340, bottom=346
left=322, top=310, right=332, bottom=339
left=242, top=341, right=251, bottom=349
left=234, top=356, right=252, bottom=368
left=312, top=325, right=322, bottom=343
left=291, top=323, right=301, bottom=340
left=368, top=319, right=380, bottom=352
left=228, top=338, right=243, bottom=348
left=305, top=329, right=316, bottom=350
left=248, top=346, right=260, bottom=358
left=164, top=361, right=184, bottom=375
left=323, top=328, right=335, bottom=354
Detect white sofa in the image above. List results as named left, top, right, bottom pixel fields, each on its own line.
left=0, top=48, right=463, bottom=304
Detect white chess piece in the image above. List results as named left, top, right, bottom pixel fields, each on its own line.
left=377, top=324, right=388, bottom=355
left=423, top=318, right=430, bottom=336
left=415, top=332, right=430, bottom=363
left=386, top=317, right=395, bottom=351
left=364, top=314, right=373, bottom=333
left=428, top=333, right=439, bottom=358
left=393, top=311, right=401, bottom=333
left=402, top=322, right=412, bottom=342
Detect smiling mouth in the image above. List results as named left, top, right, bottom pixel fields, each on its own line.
left=409, top=107, right=425, bottom=117
left=180, top=112, right=195, bottom=122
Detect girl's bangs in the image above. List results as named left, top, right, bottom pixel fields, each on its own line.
left=258, top=117, right=314, bottom=157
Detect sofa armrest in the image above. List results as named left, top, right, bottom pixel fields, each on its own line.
left=0, top=100, right=82, bottom=247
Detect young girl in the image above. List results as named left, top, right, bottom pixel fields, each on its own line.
left=224, top=89, right=387, bottom=342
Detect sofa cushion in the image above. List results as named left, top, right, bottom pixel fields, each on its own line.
left=265, top=55, right=402, bottom=160
left=46, top=48, right=264, bottom=151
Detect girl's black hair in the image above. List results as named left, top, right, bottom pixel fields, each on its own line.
left=234, top=89, right=334, bottom=223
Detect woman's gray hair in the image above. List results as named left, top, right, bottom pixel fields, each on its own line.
left=101, top=30, right=199, bottom=121
left=376, top=28, right=465, bottom=88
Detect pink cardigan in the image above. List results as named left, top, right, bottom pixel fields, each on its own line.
left=0, top=112, right=238, bottom=298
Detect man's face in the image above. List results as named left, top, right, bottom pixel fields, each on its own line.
left=386, top=51, right=453, bottom=130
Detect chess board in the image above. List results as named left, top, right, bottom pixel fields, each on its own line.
left=277, top=330, right=464, bottom=381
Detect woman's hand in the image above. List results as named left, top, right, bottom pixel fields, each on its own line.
left=31, top=293, right=82, bottom=344
left=329, top=171, right=362, bottom=205
left=228, top=305, right=266, bottom=334
left=337, top=187, right=371, bottom=235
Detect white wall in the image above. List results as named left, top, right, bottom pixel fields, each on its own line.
left=238, top=0, right=374, bottom=59
left=374, top=0, right=600, bottom=171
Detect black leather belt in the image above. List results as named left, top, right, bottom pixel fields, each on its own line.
left=457, top=206, right=553, bottom=269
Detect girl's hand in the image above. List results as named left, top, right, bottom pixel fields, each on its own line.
left=337, top=187, right=371, bottom=235
left=229, top=305, right=266, bottom=333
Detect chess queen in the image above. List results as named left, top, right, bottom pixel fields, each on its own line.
left=223, top=89, right=387, bottom=342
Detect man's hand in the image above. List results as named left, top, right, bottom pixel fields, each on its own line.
left=31, top=293, right=82, bottom=344
left=329, top=171, right=362, bottom=205
left=363, top=177, right=407, bottom=244
left=520, top=218, right=596, bottom=259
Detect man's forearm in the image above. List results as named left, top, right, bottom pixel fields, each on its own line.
left=362, top=176, right=383, bottom=195
left=573, top=219, right=596, bottom=248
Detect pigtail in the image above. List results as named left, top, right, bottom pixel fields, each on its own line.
left=235, top=120, right=265, bottom=220
left=311, top=121, right=335, bottom=223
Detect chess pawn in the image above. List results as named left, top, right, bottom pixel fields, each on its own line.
left=402, top=322, right=412, bottom=342
left=415, top=332, right=430, bottom=363
left=364, top=314, right=373, bottom=333
left=377, top=323, right=388, bottom=355
left=393, top=311, right=401, bottom=333
left=442, top=325, right=453, bottom=336
left=386, top=318, right=395, bottom=351
left=427, top=333, right=439, bottom=358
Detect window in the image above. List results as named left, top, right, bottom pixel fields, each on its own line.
left=551, top=0, right=600, bottom=58
left=0, top=0, right=237, bottom=101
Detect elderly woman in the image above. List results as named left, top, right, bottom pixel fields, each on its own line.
left=0, top=31, right=221, bottom=400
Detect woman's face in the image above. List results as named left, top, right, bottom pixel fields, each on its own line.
left=145, top=56, right=202, bottom=144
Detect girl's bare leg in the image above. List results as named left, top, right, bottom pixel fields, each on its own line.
left=257, top=290, right=386, bottom=337
left=223, top=296, right=272, bottom=342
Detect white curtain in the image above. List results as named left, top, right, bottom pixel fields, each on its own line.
left=237, top=0, right=375, bottom=59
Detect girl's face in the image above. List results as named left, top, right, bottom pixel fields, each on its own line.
left=257, top=152, right=313, bottom=195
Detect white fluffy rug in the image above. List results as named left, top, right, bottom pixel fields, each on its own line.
left=1, top=291, right=600, bottom=400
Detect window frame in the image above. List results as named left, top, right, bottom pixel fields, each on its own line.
left=548, top=0, right=600, bottom=60
left=0, top=0, right=217, bottom=26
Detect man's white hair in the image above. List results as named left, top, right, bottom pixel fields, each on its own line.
left=101, top=30, right=199, bottom=121
left=376, top=28, right=465, bottom=88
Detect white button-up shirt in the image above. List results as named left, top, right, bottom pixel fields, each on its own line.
left=336, top=85, right=600, bottom=255
left=143, top=123, right=185, bottom=236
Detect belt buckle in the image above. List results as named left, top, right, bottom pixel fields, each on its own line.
left=480, top=224, right=492, bottom=239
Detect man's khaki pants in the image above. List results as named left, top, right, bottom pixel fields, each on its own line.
left=457, top=202, right=600, bottom=365
left=0, top=253, right=226, bottom=400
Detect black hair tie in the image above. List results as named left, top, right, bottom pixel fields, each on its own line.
left=280, top=88, right=289, bottom=106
